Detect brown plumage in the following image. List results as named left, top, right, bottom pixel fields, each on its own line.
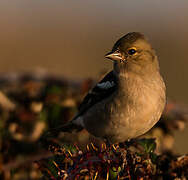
left=50, top=32, right=166, bottom=144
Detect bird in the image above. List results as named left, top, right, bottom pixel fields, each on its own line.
left=50, top=32, right=166, bottom=144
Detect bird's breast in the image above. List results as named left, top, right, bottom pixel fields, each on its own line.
left=109, top=73, right=166, bottom=140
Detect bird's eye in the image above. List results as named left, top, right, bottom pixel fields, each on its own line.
left=128, top=48, right=137, bottom=55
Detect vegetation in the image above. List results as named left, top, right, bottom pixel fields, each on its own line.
left=0, top=71, right=187, bottom=179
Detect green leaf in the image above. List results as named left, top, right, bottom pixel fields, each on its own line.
left=47, top=104, right=63, bottom=128
left=150, top=152, right=158, bottom=163
left=138, top=138, right=156, bottom=153
left=47, top=86, right=62, bottom=95
left=109, top=166, right=121, bottom=180
left=39, top=109, right=48, bottom=122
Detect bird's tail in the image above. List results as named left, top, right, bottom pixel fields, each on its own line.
left=44, top=121, right=83, bottom=138
left=38, top=121, right=83, bottom=148
left=53, top=122, right=83, bottom=134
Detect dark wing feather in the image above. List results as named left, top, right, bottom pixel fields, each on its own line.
left=76, top=71, right=118, bottom=117
left=44, top=71, right=118, bottom=136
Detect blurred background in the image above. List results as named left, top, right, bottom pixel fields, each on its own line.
left=0, top=0, right=187, bottom=153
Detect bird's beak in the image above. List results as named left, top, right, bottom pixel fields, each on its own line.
left=105, top=51, right=124, bottom=61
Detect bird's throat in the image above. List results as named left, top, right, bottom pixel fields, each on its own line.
left=113, top=61, right=127, bottom=74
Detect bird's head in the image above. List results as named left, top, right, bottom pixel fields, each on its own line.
left=105, top=32, right=159, bottom=75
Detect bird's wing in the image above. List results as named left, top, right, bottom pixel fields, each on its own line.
left=76, top=71, right=118, bottom=117
left=45, top=71, right=118, bottom=135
